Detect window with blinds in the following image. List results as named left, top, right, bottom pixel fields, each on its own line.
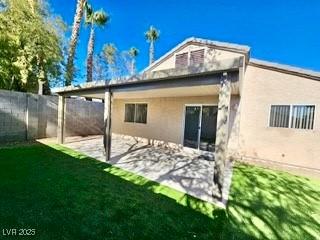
left=269, top=105, right=315, bottom=130
left=175, top=53, right=188, bottom=68
left=190, top=49, right=205, bottom=66
left=124, top=103, right=148, bottom=124
left=291, top=105, right=315, bottom=130
left=269, top=105, right=290, bottom=128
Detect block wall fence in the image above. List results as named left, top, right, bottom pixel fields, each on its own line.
left=0, top=89, right=104, bottom=143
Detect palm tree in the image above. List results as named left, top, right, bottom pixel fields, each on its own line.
left=103, top=43, right=117, bottom=78
left=65, top=0, right=86, bottom=86
left=128, top=47, right=139, bottom=75
left=84, top=2, right=109, bottom=82
left=145, top=26, right=160, bottom=65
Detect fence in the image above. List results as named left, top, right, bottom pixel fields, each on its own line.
left=0, top=89, right=104, bottom=143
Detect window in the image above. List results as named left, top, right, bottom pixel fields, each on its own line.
left=291, top=105, right=315, bottom=130
left=175, top=52, right=188, bottom=68
left=269, top=105, right=290, bottom=128
left=125, top=104, right=135, bottom=122
left=124, top=103, right=147, bottom=124
left=269, top=105, right=315, bottom=130
left=190, top=49, right=205, bottom=66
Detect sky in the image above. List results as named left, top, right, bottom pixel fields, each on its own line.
left=50, top=0, right=320, bottom=83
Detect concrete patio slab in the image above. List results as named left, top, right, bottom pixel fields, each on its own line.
left=64, top=134, right=232, bottom=206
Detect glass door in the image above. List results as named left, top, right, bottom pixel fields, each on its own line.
left=183, top=105, right=218, bottom=151
left=199, top=106, right=218, bottom=151
left=183, top=106, right=201, bottom=149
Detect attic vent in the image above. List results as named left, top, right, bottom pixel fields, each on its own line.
left=190, top=49, right=205, bottom=66
left=175, top=53, right=188, bottom=68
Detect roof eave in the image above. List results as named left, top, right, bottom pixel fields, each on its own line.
left=249, top=58, right=320, bottom=81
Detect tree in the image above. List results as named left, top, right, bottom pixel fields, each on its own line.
left=145, top=26, right=160, bottom=65
left=102, top=43, right=117, bottom=78
left=0, top=0, right=65, bottom=93
left=65, top=0, right=86, bottom=86
left=93, top=53, right=108, bottom=81
left=84, top=2, right=109, bottom=82
left=128, top=47, right=139, bottom=75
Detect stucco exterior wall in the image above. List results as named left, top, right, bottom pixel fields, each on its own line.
left=227, top=95, right=241, bottom=157
left=112, top=96, right=219, bottom=145
left=151, top=43, right=244, bottom=72
left=238, top=65, right=320, bottom=171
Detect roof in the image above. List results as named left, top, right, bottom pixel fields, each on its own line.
left=249, top=58, right=320, bottom=81
left=142, top=37, right=251, bottom=73
left=54, top=57, right=243, bottom=94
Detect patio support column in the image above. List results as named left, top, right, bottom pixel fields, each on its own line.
left=213, top=72, right=231, bottom=198
left=57, top=95, right=65, bottom=144
left=104, top=90, right=113, bottom=161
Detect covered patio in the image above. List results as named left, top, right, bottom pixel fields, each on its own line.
left=64, top=134, right=232, bottom=205
left=55, top=57, right=244, bottom=203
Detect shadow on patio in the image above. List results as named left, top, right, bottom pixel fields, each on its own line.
left=64, top=134, right=217, bottom=203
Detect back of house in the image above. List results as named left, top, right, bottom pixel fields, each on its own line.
left=56, top=37, right=320, bottom=177
left=133, top=37, right=320, bottom=176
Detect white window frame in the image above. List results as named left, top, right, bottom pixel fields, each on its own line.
left=268, top=104, right=316, bottom=130
left=124, top=102, right=148, bottom=124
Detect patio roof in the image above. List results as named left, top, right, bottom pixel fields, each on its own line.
left=54, top=56, right=243, bottom=98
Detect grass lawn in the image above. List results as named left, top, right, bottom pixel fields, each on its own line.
left=0, top=143, right=319, bottom=240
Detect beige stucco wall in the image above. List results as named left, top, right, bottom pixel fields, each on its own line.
left=112, top=96, right=219, bottom=145
left=238, top=65, right=320, bottom=171
left=227, top=95, right=241, bottom=157
left=151, top=43, right=244, bottom=72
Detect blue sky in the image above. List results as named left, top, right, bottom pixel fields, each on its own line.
left=50, top=0, right=320, bottom=83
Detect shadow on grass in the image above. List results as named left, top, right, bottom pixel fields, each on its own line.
left=225, top=163, right=320, bottom=240
left=0, top=143, right=230, bottom=240
left=0, top=143, right=319, bottom=240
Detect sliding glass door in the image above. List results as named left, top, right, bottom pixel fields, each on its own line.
left=183, top=106, right=201, bottom=149
left=183, top=105, right=218, bottom=151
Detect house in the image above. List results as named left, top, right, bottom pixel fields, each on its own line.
left=56, top=37, right=320, bottom=177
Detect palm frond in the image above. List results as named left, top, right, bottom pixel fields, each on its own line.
left=84, top=1, right=93, bottom=24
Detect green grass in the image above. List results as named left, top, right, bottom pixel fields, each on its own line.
left=0, top=143, right=319, bottom=239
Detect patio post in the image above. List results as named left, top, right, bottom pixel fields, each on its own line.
left=57, top=95, right=65, bottom=144
left=213, top=72, right=231, bottom=198
left=104, top=90, right=113, bottom=161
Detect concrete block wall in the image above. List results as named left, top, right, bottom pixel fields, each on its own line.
left=65, top=98, right=104, bottom=136
left=0, top=89, right=104, bottom=143
left=0, top=90, right=27, bottom=142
